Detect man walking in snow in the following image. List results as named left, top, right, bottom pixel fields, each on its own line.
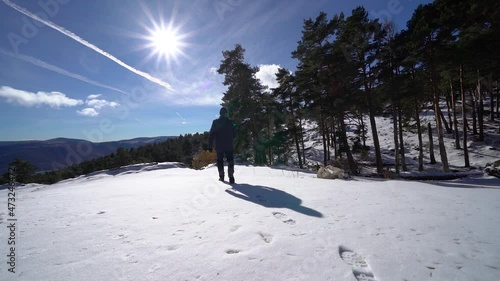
left=208, top=107, right=237, bottom=183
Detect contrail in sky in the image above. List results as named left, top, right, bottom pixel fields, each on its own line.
left=176, top=112, right=188, bottom=124
left=0, top=48, right=128, bottom=95
left=2, top=0, right=174, bottom=91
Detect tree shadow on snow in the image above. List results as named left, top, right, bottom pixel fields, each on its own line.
left=427, top=177, right=500, bottom=189
left=100, top=162, right=186, bottom=176
left=225, top=183, right=323, bottom=218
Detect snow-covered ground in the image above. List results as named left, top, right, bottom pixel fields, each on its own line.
left=1, top=163, right=499, bottom=281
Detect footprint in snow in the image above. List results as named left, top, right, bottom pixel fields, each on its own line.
left=272, top=212, right=296, bottom=225
left=166, top=244, right=181, bottom=251
left=339, top=245, right=377, bottom=281
left=149, top=264, right=161, bottom=273
left=258, top=232, right=273, bottom=243
left=122, top=253, right=138, bottom=264
left=230, top=225, right=242, bottom=232
left=226, top=249, right=241, bottom=254
left=113, top=233, right=128, bottom=240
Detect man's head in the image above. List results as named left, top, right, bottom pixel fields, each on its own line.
left=220, top=107, right=228, bottom=117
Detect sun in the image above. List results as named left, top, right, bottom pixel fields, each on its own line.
left=150, top=27, right=180, bottom=57
left=140, top=23, right=189, bottom=68
left=136, top=12, right=190, bottom=67
left=134, top=3, right=191, bottom=68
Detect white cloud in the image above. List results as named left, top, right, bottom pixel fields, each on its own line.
left=86, top=98, right=119, bottom=109
left=87, top=94, right=101, bottom=100
left=76, top=94, right=120, bottom=116
left=0, top=86, right=83, bottom=108
left=209, top=67, right=218, bottom=75
left=77, top=108, right=99, bottom=117
left=256, top=64, right=281, bottom=90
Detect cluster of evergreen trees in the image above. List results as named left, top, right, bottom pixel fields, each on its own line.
left=217, top=0, right=499, bottom=175
left=1, top=133, right=209, bottom=185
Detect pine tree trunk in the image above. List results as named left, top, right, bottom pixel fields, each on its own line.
left=253, top=123, right=266, bottom=165
left=398, top=101, right=407, bottom=171
left=331, top=117, right=338, bottom=160
left=416, top=102, right=424, bottom=171
left=360, top=115, right=366, bottom=147
left=490, top=84, right=495, bottom=121
left=300, top=117, right=306, bottom=166
left=477, top=72, right=484, bottom=142
left=333, top=128, right=338, bottom=160
left=268, top=120, right=273, bottom=166
left=460, top=64, right=470, bottom=167
left=439, top=107, right=451, bottom=135
left=392, top=103, right=400, bottom=173
left=450, top=80, right=461, bottom=149
left=432, top=90, right=450, bottom=171
left=445, top=93, right=453, bottom=134
left=339, top=111, right=358, bottom=175
left=294, top=133, right=302, bottom=169
left=472, top=90, right=477, bottom=135
left=426, top=41, right=449, bottom=172
left=428, top=122, right=437, bottom=164
left=369, top=112, right=383, bottom=173
left=293, top=121, right=303, bottom=169
left=426, top=37, right=449, bottom=172
left=291, top=108, right=303, bottom=169
left=326, top=120, right=331, bottom=161
left=360, top=57, right=382, bottom=174
left=366, top=91, right=383, bottom=174
left=496, top=83, right=499, bottom=118
left=320, top=115, right=328, bottom=166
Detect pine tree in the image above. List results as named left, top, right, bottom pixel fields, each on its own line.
left=407, top=3, right=450, bottom=172
left=7, top=158, right=38, bottom=184
left=337, top=6, right=385, bottom=174
left=274, top=68, right=305, bottom=168
left=217, top=44, right=268, bottom=164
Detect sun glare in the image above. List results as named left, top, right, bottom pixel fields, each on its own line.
left=135, top=3, right=191, bottom=68
left=151, top=28, right=179, bottom=57
left=141, top=23, right=188, bottom=68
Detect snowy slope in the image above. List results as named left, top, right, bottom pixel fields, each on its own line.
left=300, top=109, right=500, bottom=175
left=1, top=163, right=500, bottom=281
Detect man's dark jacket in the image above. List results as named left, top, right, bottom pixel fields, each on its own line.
left=208, top=117, right=236, bottom=152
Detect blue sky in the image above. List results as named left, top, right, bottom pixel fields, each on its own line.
left=0, top=0, right=431, bottom=142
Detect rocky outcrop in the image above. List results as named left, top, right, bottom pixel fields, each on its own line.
left=317, top=165, right=345, bottom=179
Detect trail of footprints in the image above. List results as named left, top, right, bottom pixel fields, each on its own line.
left=272, top=211, right=297, bottom=225
left=118, top=193, right=293, bottom=259
left=339, top=245, right=377, bottom=281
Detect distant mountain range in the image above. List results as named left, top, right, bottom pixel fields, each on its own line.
left=0, top=136, right=175, bottom=173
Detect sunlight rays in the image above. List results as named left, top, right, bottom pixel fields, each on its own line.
left=135, top=2, right=191, bottom=70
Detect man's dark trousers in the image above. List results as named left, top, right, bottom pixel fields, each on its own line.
left=217, top=151, right=234, bottom=179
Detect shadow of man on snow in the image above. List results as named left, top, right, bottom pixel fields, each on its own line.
left=225, top=183, right=323, bottom=218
